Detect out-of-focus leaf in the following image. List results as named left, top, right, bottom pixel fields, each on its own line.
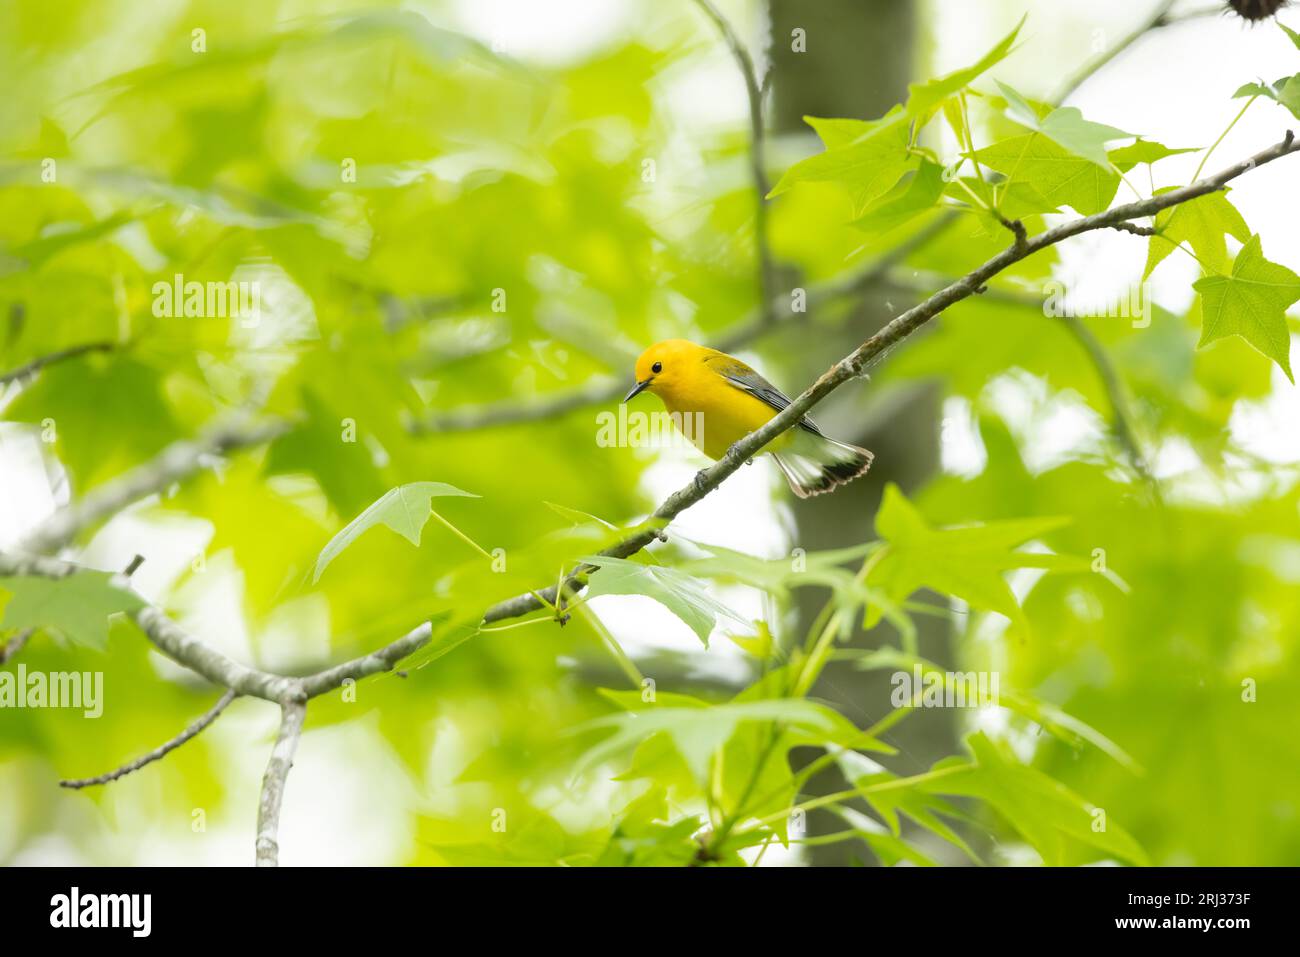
left=835, top=747, right=980, bottom=863
left=572, top=697, right=866, bottom=782
left=0, top=573, right=144, bottom=650
left=313, top=482, right=479, bottom=582
left=923, top=733, right=1150, bottom=866
left=868, top=483, right=1085, bottom=633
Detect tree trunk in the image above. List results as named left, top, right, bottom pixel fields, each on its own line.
left=767, top=0, right=960, bottom=866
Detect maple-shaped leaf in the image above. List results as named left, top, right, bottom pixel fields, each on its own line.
left=580, top=555, right=747, bottom=647
left=1109, top=139, right=1198, bottom=172
left=906, top=16, right=1024, bottom=121
left=0, top=572, right=145, bottom=650
left=996, top=81, right=1132, bottom=166
left=974, top=133, right=1120, bottom=216
left=1193, top=234, right=1300, bottom=383
left=768, top=107, right=913, bottom=216
left=925, top=733, right=1150, bottom=866
left=1144, top=188, right=1250, bottom=278
left=852, top=159, right=946, bottom=234
left=313, top=481, right=479, bottom=582
left=1233, top=72, right=1300, bottom=121
left=867, top=484, right=1088, bottom=634
left=574, top=695, right=867, bottom=783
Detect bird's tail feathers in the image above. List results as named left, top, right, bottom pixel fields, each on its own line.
left=772, top=432, right=873, bottom=499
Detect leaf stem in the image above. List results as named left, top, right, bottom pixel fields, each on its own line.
left=1193, top=95, right=1256, bottom=182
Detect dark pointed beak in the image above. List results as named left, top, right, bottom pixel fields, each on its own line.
left=623, top=377, right=653, bottom=402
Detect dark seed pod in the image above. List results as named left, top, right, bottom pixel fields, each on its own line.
left=1227, top=0, right=1290, bottom=21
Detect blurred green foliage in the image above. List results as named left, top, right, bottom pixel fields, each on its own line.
left=2, top=1, right=1299, bottom=866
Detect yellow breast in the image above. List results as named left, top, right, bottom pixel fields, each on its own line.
left=657, top=369, right=791, bottom=460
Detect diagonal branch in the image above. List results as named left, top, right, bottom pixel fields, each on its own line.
left=16, top=417, right=290, bottom=555
left=9, top=129, right=1295, bottom=860
left=0, top=627, right=33, bottom=664
left=405, top=4, right=1195, bottom=438
left=408, top=215, right=951, bottom=435
left=59, top=689, right=239, bottom=789
left=479, top=133, right=1300, bottom=625
left=0, top=340, right=118, bottom=387
left=1056, top=312, right=1158, bottom=487
left=255, top=697, right=307, bottom=867
left=880, top=270, right=1157, bottom=486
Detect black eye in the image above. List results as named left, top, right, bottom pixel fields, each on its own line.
left=651, top=361, right=663, bottom=374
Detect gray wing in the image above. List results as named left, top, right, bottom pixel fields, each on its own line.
left=705, top=354, right=823, bottom=436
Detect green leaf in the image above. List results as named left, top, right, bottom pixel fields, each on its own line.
left=835, top=748, right=979, bottom=862
left=998, top=689, right=1142, bottom=774
left=803, top=115, right=884, bottom=150
left=1144, top=188, right=1251, bottom=278
left=869, top=484, right=1084, bottom=634
left=0, top=573, right=145, bottom=650
left=851, top=159, right=946, bottom=233
left=855, top=647, right=1141, bottom=773
left=905, top=16, right=1024, bottom=121
left=974, top=133, right=1120, bottom=215
left=1109, top=139, right=1198, bottom=172
left=926, top=732, right=1150, bottom=866
left=1233, top=73, right=1300, bottom=120
left=543, top=501, right=617, bottom=529
left=313, top=481, right=479, bottom=582
left=768, top=107, right=913, bottom=216
left=829, top=806, right=939, bottom=866
left=1193, top=234, right=1300, bottom=383
left=1280, top=75, right=1300, bottom=120
left=572, top=697, right=864, bottom=783
left=579, top=555, right=748, bottom=646
left=1282, top=21, right=1300, bottom=49
left=996, top=81, right=1131, bottom=166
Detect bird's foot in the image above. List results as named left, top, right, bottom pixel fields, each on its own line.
left=693, top=469, right=711, bottom=494
left=724, top=442, right=754, bottom=466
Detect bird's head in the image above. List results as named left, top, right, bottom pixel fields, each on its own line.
left=625, top=339, right=703, bottom=402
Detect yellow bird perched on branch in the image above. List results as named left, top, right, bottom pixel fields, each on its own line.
left=624, top=339, right=873, bottom=498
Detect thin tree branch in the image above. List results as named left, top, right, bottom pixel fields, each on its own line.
left=879, top=270, right=1157, bottom=485
left=0, top=628, right=33, bottom=664
left=59, top=689, right=239, bottom=789
left=409, top=376, right=622, bottom=434
left=408, top=216, right=951, bottom=435
left=405, top=6, right=1189, bottom=437
left=691, top=0, right=778, bottom=325
left=1056, top=313, right=1158, bottom=486
left=1049, top=0, right=1196, bottom=104
left=16, top=416, right=290, bottom=555
left=478, top=133, right=1300, bottom=625
left=297, top=621, right=433, bottom=698
left=0, top=549, right=436, bottom=705
left=255, top=697, right=307, bottom=867
left=4, top=136, right=1293, bottom=686
left=0, top=340, right=118, bottom=387
left=6, top=136, right=1290, bottom=863
left=132, top=606, right=304, bottom=701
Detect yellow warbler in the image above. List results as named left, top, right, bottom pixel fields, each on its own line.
left=624, top=339, right=873, bottom=498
